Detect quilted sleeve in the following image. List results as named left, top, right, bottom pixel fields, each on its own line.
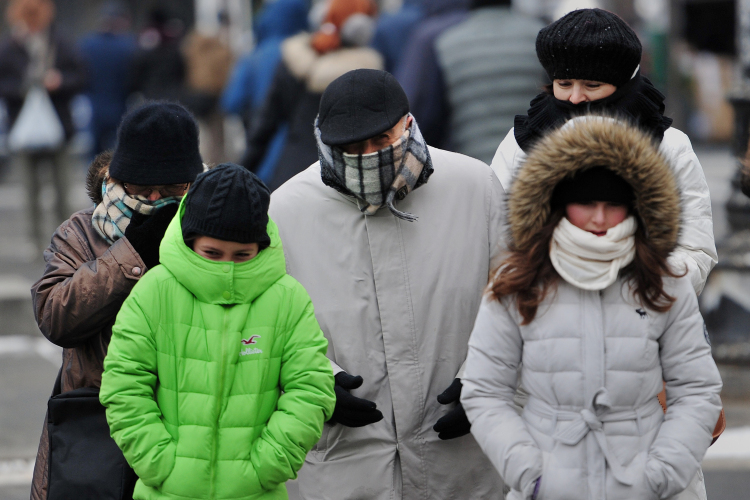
left=489, top=128, right=524, bottom=192
left=250, top=282, right=336, bottom=489
left=100, top=277, right=176, bottom=487
left=645, top=277, right=722, bottom=498
left=663, top=130, right=717, bottom=295
left=461, top=296, right=542, bottom=500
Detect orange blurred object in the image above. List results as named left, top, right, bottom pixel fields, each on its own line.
left=311, top=0, right=377, bottom=54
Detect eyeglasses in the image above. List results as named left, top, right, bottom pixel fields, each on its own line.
left=123, top=183, right=189, bottom=198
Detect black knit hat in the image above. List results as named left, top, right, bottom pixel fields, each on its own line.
left=536, top=8, right=641, bottom=87
left=109, top=101, right=203, bottom=185
left=551, top=167, right=634, bottom=208
left=471, top=0, right=511, bottom=8
left=181, top=163, right=271, bottom=246
left=318, top=69, right=410, bottom=146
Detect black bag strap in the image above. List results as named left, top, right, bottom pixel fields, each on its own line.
left=51, top=367, right=62, bottom=398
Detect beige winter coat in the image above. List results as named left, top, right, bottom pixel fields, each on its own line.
left=269, top=147, right=506, bottom=499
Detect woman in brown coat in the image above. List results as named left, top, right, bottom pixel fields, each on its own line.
left=30, top=102, right=204, bottom=500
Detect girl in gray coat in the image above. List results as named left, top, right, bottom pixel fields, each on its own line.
left=462, top=117, right=722, bottom=500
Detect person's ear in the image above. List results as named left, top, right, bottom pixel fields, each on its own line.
left=404, top=115, right=413, bottom=132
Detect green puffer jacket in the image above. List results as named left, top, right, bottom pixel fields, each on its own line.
left=100, top=201, right=335, bottom=500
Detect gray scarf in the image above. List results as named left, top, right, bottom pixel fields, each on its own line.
left=316, top=114, right=433, bottom=221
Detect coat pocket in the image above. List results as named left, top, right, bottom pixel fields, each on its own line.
left=310, top=422, right=333, bottom=455
left=607, top=451, right=659, bottom=500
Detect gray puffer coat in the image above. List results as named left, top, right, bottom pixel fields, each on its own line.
left=462, top=118, right=722, bottom=500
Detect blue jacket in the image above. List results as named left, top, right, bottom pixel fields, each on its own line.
left=222, top=0, right=308, bottom=115
left=395, top=1, right=468, bottom=148
left=371, top=3, right=423, bottom=73
left=78, top=31, right=137, bottom=130
left=221, top=0, right=307, bottom=183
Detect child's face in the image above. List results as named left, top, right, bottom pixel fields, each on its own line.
left=565, top=201, right=628, bottom=237
left=193, top=236, right=259, bottom=263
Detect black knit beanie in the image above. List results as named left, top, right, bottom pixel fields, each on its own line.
left=181, top=163, right=271, bottom=246
left=536, top=8, right=641, bottom=87
left=551, top=167, right=634, bottom=208
left=471, top=0, right=511, bottom=9
left=109, top=101, right=204, bottom=185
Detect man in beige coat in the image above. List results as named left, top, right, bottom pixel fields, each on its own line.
left=269, top=69, right=506, bottom=499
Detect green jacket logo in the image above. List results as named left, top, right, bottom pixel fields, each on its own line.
left=240, top=335, right=262, bottom=356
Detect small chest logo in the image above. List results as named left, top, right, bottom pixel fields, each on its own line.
left=635, top=308, right=647, bottom=319
left=240, top=335, right=262, bottom=356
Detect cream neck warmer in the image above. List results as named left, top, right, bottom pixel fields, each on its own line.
left=549, top=216, right=637, bottom=291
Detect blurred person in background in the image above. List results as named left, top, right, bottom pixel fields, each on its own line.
left=370, top=0, right=423, bottom=73
left=0, top=0, right=86, bottom=250
left=221, top=0, right=308, bottom=183
left=182, top=11, right=234, bottom=164
left=129, top=8, right=186, bottom=103
left=241, top=0, right=383, bottom=191
left=78, top=0, right=137, bottom=154
left=394, top=0, right=469, bottom=148
left=434, top=0, right=544, bottom=164
left=29, top=102, right=203, bottom=500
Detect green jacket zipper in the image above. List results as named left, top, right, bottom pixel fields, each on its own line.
left=209, top=307, right=229, bottom=499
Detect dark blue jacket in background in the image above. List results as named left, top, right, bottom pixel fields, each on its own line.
left=78, top=31, right=137, bottom=152
left=394, top=0, right=469, bottom=149
left=370, top=1, right=423, bottom=73
left=222, top=0, right=307, bottom=184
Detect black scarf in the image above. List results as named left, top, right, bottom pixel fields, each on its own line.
left=514, top=73, right=673, bottom=153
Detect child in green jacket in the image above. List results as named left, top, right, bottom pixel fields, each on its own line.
left=100, top=163, right=336, bottom=500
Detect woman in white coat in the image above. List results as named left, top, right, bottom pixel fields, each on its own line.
left=462, top=117, right=722, bottom=500
left=490, top=8, right=716, bottom=295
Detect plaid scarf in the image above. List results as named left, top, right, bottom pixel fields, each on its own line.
left=317, top=114, right=433, bottom=221
left=92, top=179, right=181, bottom=244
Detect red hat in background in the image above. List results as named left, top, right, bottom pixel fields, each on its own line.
left=311, top=0, right=377, bottom=54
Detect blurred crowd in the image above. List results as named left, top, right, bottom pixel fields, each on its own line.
left=0, top=0, right=734, bottom=248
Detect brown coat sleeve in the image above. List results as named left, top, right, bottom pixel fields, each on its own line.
left=32, top=210, right=146, bottom=348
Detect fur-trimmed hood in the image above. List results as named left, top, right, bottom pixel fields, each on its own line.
left=508, top=116, right=680, bottom=258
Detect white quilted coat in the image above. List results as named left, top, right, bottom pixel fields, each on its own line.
left=464, top=119, right=723, bottom=500
left=462, top=277, right=722, bottom=500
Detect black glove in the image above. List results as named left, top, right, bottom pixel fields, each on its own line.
left=124, top=204, right=179, bottom=270
left=433, top=378, right=471, bottom=440
left=328, top=372, right=384, bottom=427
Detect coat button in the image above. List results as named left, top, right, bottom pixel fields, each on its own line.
left=132, top=267, right=141, bottom=276
left=222, top=291, right=231, bottom=300
left=222, top=265, right=231, bottom=273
